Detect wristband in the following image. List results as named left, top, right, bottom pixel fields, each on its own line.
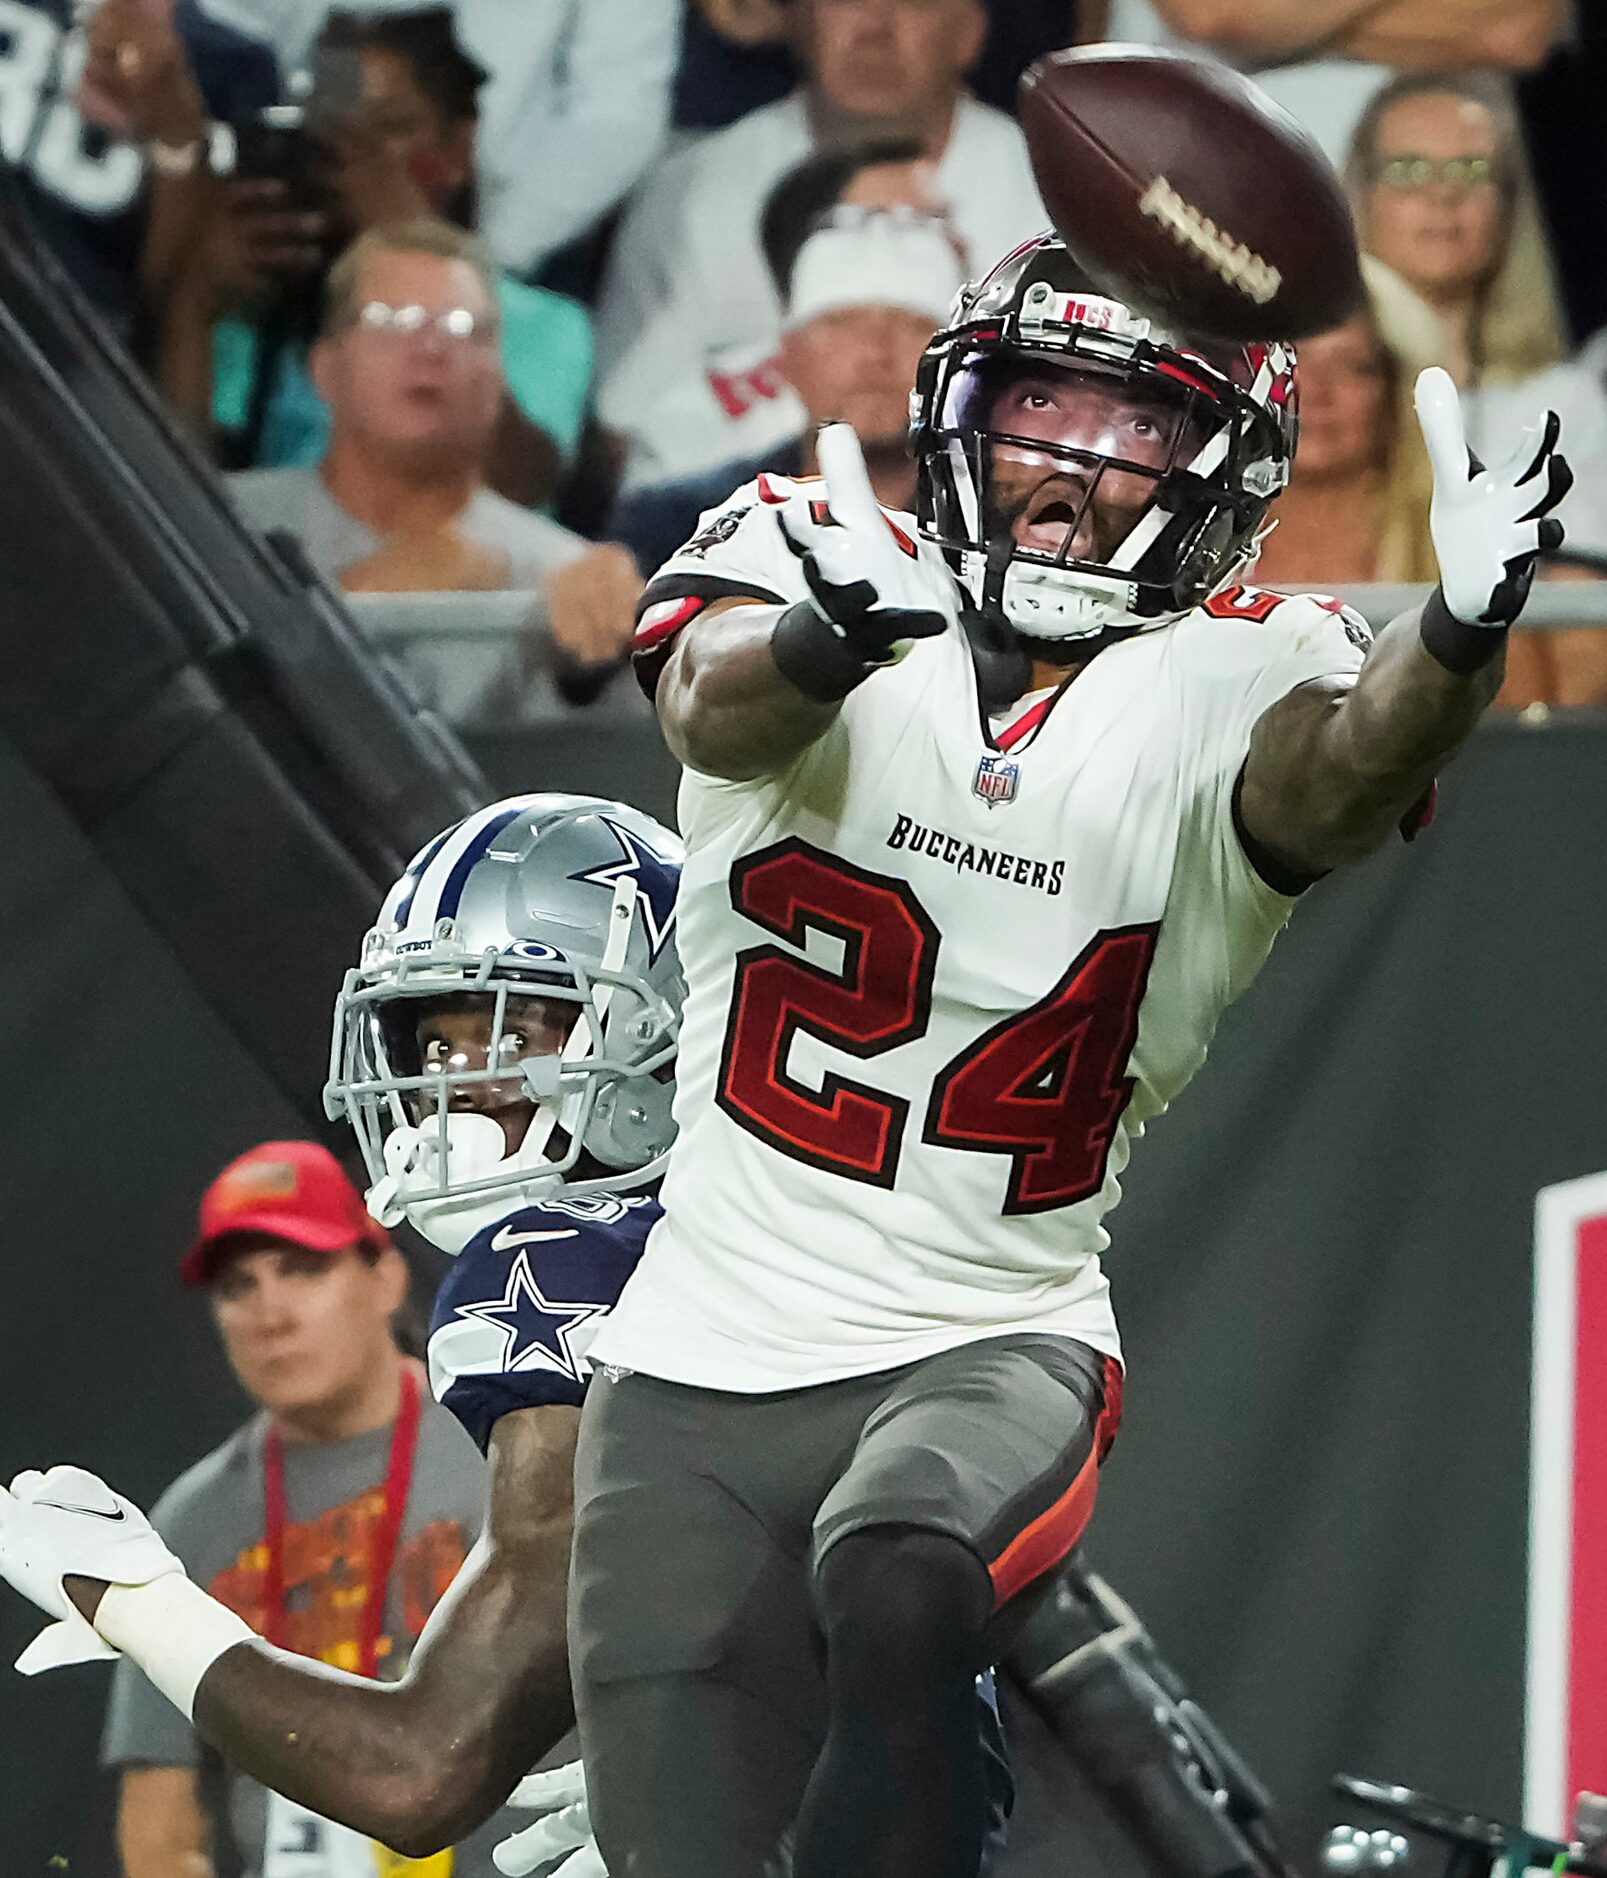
left=97, top=1575, right=255, bottom=1719
left=1419, top=585, right=1509, bottom=676
left=770, top=600, right=879, bottom=702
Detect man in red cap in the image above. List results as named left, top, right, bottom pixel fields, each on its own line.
left=101, top=1140, right=509, bottom=1878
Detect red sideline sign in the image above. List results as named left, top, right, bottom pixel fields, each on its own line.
left=1527, top=1172, right=1607, bottom=1835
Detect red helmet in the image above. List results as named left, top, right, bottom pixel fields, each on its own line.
left=911, top=232, right=1299, bottom=646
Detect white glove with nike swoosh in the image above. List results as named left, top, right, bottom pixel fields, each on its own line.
left=0, top=1465, right=184, bottom=1674
left=495, top=1761, right=608, bottom=1878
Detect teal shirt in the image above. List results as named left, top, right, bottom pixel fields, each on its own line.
left=213, top=274, right=594, bottom=471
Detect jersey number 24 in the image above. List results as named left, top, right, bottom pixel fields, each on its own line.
left=717, top=840, right=1158, bottom=1215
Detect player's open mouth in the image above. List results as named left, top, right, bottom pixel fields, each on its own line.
left=1017, top=478, right=1097, bottom=559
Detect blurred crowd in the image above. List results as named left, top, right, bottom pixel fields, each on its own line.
left=7, top=0, right=1606, bottom=718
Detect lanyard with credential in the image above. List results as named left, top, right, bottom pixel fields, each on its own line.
left=261, top=1366, right=422, bottom=1681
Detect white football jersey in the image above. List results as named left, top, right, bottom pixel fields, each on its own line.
left=589, top=477, right=1370, bottom=1390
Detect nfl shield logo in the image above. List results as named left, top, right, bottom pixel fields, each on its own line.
left=973, top=753, right=1019, bottom=808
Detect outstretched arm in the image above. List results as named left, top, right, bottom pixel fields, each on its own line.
left=657, top=598, right=839, bottom=780
left=1238, top=368, right=1570, bottom=878
left=656, top=426, right=949, bottom=781
left=60, top=1408, right=577, bottom=1860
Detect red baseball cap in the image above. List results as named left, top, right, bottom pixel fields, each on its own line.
left=181, top=1141, right=389, bottom=1287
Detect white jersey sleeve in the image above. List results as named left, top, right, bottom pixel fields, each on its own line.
left=1179, top=583, right=1372, bottom=754
left=629, top=473, right=815, bottom=696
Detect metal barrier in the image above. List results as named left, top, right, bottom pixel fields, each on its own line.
left=1317, top=584, right=1607, bottom=630
left=345, top=579, right=1607, bottom=656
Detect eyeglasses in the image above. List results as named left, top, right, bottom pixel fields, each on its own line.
left=353, top=301, right=498, bottom=344
left=1373, top=154, right=1497, bottom=193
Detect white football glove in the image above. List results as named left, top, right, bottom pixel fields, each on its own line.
left=494, top=1761, right=607, bottom=1878
left=1416, top=364, right=1571, bottom=628
left=765, top=423, right=950, bottom=700
left=0, top=1466, right=184, bottom=1675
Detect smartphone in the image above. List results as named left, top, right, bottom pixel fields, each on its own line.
left=231, top=44, right=365, bottom=206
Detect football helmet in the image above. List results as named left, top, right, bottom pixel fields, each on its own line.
left=911, top=232, right=1299, bottom=646
left=325, top=794, right=684, bottom=1255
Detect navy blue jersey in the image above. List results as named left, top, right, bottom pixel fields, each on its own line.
left=428, top=1191, right=662, bottom=1452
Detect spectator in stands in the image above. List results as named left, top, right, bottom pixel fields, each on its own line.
left=0, top=0, right=277, bottom=333
left=606, top=137, right=940, bottom=519
left=675, top=0, right=1082, bottom=130
left=1346, top=72, right=1607, bottom=570
left=1252, top=258, right=1443, bottom=590
left=197, top=0, right=679, bottom=279
left=159, top=7, right=591, bottom=508
left=229, top=222, right=641, bottom=709
left=1347, top=72, right=1566, bottom=390
left=1097, top=0, right=1563, bottom=167
left=597, top=0, right=1044, bottom=492
left=101, top=1140, right=510, bottom=1878
left=612, top=199, right=964, bottom=575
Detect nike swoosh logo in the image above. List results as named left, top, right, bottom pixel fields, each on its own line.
left=37, top=1499, right=126, bottom=1522
left=490, top=1224, right=577, bottom=1254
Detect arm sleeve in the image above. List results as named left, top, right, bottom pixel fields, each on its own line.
left=473, top=0, right=681, bottom=276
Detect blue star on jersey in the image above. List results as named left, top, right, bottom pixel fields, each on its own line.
left=427, top=1192, right=662, bottom=1451
left=569, top=819, right=678, bottom=964
left=453, top=1249, right=607, bottom=1384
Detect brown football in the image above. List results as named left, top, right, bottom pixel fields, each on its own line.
left=1018, top=44, right=1364, bottom=342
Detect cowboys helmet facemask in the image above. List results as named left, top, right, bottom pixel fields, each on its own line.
left=325, top=793, right=684, bottom=1256
left=911, top=232, right=1299, bottom=648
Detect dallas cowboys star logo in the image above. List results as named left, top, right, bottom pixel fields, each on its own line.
left=570, top=818, right=678, bottom=963
left=453, top=1250, right=608, bottom=1384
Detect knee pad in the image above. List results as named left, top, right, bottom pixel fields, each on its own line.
left=815, top=1526, right=992, bottom=1674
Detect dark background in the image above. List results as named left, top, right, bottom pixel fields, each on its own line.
left=2, top=709, right=1603, bottom=1871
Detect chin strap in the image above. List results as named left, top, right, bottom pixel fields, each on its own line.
left=962, top=533, right=1034, bottom=714
left=979, top=530, right=1014, bottom=631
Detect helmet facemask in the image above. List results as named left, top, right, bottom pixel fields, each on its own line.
left=912, top=258, right=1297, bottom=647
left=327, top=883, right=680, bottom=1255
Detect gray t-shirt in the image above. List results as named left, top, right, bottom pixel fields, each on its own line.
left=226, top=468, right=589, bottom=726
left=101, top=1394, right=509, bottom=1877
left=227, top=467, right=586, bottom=592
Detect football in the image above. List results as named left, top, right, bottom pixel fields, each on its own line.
left=1018, top=44, right=1364, bottom=342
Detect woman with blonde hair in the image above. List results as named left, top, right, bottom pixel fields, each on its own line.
left=1344, top=71, right=1607, bottom=706
left=1344, top=69, right=1566, bottom=395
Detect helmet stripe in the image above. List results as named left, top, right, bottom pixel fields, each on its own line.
left=392, top=826, right=456, bottom=930
left=432, top=805, right=527, bottom=926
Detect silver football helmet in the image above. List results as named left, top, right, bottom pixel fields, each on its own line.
left=326, top=793, right=684, bottom=1255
